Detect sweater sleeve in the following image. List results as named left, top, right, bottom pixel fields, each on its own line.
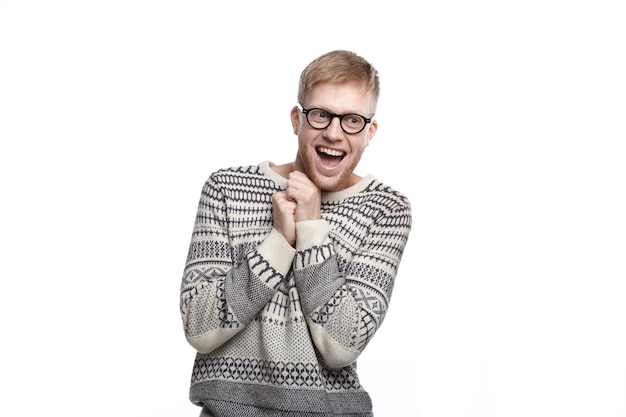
left=180, top=174, right=296, bottom=354
left=293, top=200, right=412, bottom=369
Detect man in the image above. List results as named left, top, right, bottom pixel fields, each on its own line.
left=180, top=50, right=412, bottom=417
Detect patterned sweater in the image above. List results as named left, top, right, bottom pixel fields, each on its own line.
left=180, top=161, right=412, bottom=416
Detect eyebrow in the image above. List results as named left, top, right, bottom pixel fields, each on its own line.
left=306, top=104, right=370, bottom=117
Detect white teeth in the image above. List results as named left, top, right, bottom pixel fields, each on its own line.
left=318, top=147, right=345, bottom=157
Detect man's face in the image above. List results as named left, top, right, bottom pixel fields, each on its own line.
left=291, top=81, right=378, bottom=192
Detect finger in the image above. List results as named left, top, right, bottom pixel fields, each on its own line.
left=273, top=191, right=297, bottom=211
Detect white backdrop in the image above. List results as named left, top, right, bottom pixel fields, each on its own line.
left=1, top=1, right=625, bottom=416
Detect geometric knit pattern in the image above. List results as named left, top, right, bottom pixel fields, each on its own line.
left=180, top=161, right=412, bottom=416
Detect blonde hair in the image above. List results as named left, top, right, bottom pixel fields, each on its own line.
left=297, top=50, right=380, bottom=114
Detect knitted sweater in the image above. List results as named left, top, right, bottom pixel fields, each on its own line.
left=180, top=161, right=412, bottom=416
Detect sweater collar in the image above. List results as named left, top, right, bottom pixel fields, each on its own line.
left=259, top=160, right=377, bottom=202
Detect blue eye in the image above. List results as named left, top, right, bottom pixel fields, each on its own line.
left=311, top=109, right=328, bottom=120
left=344, top=115, right=364, bottom=126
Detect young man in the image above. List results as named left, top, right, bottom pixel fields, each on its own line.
left=180, top=50, right=412, bottom=417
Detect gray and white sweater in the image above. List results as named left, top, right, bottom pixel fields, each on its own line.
left=180, top=161, right=412, bottom=416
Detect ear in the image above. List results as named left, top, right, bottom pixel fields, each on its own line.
left=366, top=119, right=378, bottom=145
left=290, top=106, right=300, bottom=135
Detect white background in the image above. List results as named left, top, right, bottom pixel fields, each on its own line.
left=1, top=1, right=625, bottom=416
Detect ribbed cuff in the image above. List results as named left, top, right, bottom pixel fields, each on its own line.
left=295, top=219, right=330, bottom=251
left=257, top=228, right=296, bottom=275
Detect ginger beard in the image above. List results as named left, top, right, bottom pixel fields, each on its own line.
left=291, top=81, right=378, bottom=192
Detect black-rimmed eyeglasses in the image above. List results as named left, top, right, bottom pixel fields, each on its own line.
left=298, top=104, right=373, bottom=135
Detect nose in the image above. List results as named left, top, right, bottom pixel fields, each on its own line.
left=323, top=116, right=344, bottom=140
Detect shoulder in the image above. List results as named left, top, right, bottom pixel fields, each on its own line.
left=210, top=164, right=263, bottom=179
left=361, top=177, right=412, bottom=214
left=202, top=164, right=280, bottom=198
left=203, top=164, right=267, bottom=186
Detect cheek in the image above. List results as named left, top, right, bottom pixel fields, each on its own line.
left=357, top=136, right=370, bottom=151
left=297, top=133, right=310, bottom=151
left=298, top=129, right=316, bottom=145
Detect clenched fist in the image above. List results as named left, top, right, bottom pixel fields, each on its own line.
left=286, top=171, right=321, bottom=223
left=272, top=171, right=321, bottom=246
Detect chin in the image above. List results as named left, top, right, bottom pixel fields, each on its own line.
left=313, top=174, right=347, bottom=192
left=303, top=157, right=353, bottom=191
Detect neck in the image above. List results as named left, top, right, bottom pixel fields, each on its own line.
left=271, top=162, right=295, bottom=178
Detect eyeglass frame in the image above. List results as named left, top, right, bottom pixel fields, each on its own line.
left=297, top=103, right=374, bottom=135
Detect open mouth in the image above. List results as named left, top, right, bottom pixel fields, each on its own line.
left=316, top=146, right=345, bottom=169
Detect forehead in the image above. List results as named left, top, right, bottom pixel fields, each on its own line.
left=303, top=81, right=373, bottom=114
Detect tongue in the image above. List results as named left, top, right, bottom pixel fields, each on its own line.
left=319, top=152, right=342, bottom=169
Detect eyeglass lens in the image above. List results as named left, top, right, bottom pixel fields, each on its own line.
left=306, top=109, right=366, bottom=134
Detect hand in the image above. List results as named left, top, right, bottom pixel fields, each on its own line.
left=286, top=171, right=321, bottom=223
left=271, top=190, right=297, bottom=246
